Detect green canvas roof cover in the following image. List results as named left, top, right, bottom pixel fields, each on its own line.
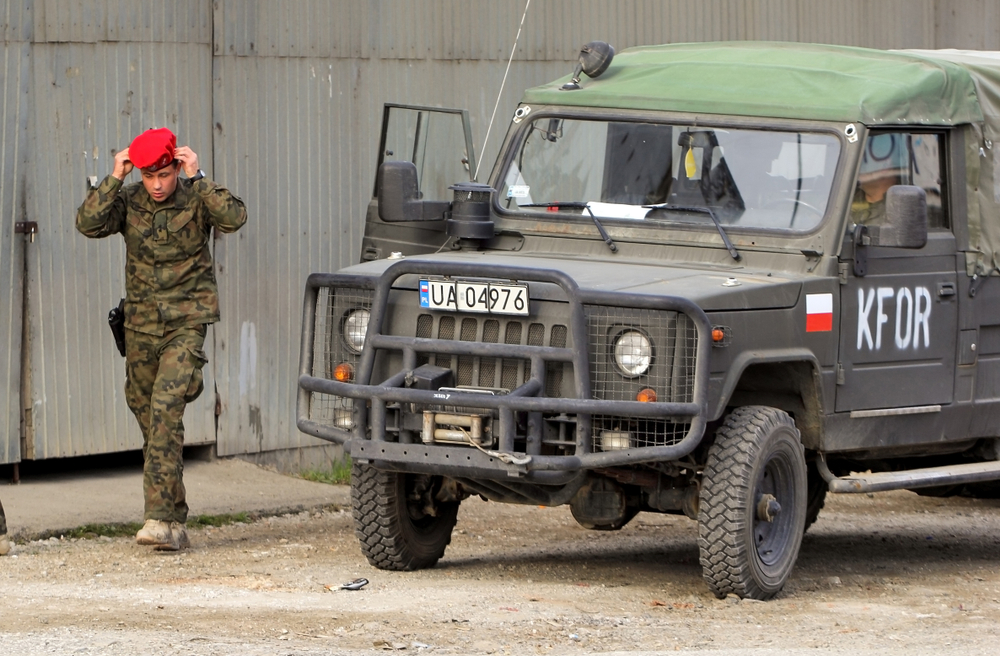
left=522, top=41, right=985, bottom=127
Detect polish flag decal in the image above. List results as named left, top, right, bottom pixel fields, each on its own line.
left=806, top=293, right=833, bottom=332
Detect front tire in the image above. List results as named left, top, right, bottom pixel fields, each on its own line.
left=698, top=406, right=807, bottom=600
left=351, top=462, right=459, bottom=571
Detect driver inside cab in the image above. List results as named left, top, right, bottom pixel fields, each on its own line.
left=852, top=133, right=908, bottom=226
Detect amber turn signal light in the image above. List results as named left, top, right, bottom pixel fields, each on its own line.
left=712, top=328, right=726, bottom=342
left=334, top=362, right=354, bottom=382
left=636, top=387, right=657, bottom=403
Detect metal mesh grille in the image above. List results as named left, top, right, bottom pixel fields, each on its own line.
left=415, top=314, right=433, bottom=366
left=525, top=323, right=544, bottom=383
left=411, top=315, right=566, bottom=394
left=457, top=318, right=478, bottom=386
left=309, top=286, right=373, bottom=428
left=480, top=319, right=500, bottom=388
left=545, top=324, right=568, bottom=397
left=593, top=416, right=691, bottom=449
left=501, top=323, right=523, bottom=391
left=585, top=305, right=698, bottom=449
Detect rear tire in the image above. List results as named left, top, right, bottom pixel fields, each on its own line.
left=351, top=462, right=459, bottom=570
left=698, top=406, right=807, bottom=600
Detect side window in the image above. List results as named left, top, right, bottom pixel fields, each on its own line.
left=852, top=132, right=947, bottom=229
left=376, top=105, right=476, bottom=202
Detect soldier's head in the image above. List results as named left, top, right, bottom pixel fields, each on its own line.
left=858, top=133, right=908, bottom=203
left=130, top=128, right=181, bottom=203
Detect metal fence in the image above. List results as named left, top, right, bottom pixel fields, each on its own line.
left=2, top=0, right=998, bottom=464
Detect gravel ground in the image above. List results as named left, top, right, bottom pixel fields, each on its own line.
left=1, top=488, right=998, bottom=655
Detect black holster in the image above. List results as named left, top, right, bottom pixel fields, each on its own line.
left=108, top=298, right=126, bottom=357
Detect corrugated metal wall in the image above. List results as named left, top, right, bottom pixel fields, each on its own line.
left=21, top=1, right=217, bottom=460
left=4, top=0, right=1000, bottom=463
left=0, top=3, right=32, bottom=465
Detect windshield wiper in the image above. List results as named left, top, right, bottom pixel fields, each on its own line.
left=643, top=203, right=741, bottom=261
left=521, top=201, right=618, bottom=253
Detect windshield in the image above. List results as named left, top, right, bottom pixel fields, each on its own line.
left=500, top=117, right=842, bottom=232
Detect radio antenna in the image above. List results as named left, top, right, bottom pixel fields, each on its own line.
left=475, top=0, right=532, bottom=182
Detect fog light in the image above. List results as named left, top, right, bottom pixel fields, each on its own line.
left=334, top=362, right=354, bottom=382
left=333, top=399, right=355, bottom=429
left=600, top=430, right=631, bottom=451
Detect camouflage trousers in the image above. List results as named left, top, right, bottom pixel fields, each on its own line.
left=125, top=324, right=207, bottom=523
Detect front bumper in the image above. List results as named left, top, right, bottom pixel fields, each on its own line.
left=297, top=260, right=712, bottom=481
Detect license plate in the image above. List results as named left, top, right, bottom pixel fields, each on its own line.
left=419, top=279, right=529, bottom=315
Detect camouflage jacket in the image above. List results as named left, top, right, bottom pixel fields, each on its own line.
left=76, top=174, right=247, bottom=336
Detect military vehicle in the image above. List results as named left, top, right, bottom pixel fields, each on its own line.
left=297, top=42, right=1000, bottom=600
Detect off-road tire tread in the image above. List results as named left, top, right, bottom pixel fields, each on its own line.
left=804, top=460, right=827, bottom=533
left=698, top=406, right=805, bottom=600
left=351, top=462, right=457, bottom=571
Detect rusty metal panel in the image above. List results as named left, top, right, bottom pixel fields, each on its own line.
left=33, top=0, right=211, bottom=44
left=937, top=0, right=1000, bottom=50
left=24, top=41, right=215, bottom=459
left=0, top=39, right=31, bottom=465
left=212, top=54, right=370, bottom=455
left=214, top=0, right=369, bottom=59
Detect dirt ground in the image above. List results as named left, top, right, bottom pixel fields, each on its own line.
left=1, top=487, right=998, bottom=655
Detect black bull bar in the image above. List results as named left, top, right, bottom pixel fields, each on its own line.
left=298, top=261, right=712, bottom=479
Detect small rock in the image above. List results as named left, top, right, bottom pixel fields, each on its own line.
left=826, top=576, right=843, bottom=586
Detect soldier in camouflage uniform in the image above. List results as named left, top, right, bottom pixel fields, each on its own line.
left=76, top=128, right=247, bottom=551
left=0, top=498, right=9, bottom=555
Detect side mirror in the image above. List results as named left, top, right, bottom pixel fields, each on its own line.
left=870, top=185, right=928, bottom=249
left=377, top=161, right=451, bottom=222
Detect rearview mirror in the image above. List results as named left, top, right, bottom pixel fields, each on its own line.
left=377, top=161, right=451, bottom=223
left=869, top=185, right=928, bottom=249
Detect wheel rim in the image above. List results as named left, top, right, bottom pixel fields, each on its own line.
left=752, top=449, right=797, bottom=571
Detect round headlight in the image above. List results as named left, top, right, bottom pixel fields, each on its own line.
left=343, top=309, right=370, bottom=353
left=612, top=330, right=652, bottom=377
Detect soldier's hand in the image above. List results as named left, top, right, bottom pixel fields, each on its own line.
left=173, top=146, right=200, bottom=178
left=112, top=148, right=134, bottom=181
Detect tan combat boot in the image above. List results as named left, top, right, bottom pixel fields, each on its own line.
left=135, top=519, right=173, bottom=547
left=0, top=534, right=10, bottom=556
left=154, top=522, right=189, bottom=552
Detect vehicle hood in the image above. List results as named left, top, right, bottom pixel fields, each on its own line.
left=342, top=252, right=803, bottom=312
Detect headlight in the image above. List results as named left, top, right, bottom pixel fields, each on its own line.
left=342, top=309, right=370, bottom=353
left=612, top=330, right=652, bottom=377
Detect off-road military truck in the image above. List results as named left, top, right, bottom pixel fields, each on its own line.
left=297, top=42, right=1000, bottom=600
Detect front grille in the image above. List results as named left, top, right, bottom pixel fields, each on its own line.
left=418, top=313, right=568, bottom=393
left=586, top=305, right=698, bottom=449
left=309, top=286, right=373, bottom=428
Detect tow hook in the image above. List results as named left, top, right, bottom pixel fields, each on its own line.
left=756, top=494, right=781, bottom=522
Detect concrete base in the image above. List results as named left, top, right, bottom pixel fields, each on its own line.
left=233, top=442, right=347, bottom=475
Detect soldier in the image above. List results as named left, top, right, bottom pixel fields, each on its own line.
left=851, top=132, right=908, bottom=226
left=0, top=498, right=9, bottom=555
left=76, top=128, right=247, bottom=551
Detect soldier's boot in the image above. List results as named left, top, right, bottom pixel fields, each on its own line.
left=154, top=522, right=189, bottom=552
left=0, top=534, right=10, bottom=556
left=136, top=519, right=173, bottom=547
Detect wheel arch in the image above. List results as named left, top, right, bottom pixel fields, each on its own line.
left=711, top=349, right=826, bottom=449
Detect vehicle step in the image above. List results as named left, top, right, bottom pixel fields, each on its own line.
left=825, top=460, right=1000, bottom=494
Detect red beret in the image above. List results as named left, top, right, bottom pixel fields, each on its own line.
left=129, top=128, right=177, bottom=171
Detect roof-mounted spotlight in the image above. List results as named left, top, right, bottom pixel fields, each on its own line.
left=561, top=41, right=615, bottom=90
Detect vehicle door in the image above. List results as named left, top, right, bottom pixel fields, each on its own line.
left=836, top=131, right=959, bottom=412
left=359, top=104, right=477, bottom=262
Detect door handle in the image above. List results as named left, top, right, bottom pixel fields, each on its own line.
left=938, top=282, right=956, bottom=298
